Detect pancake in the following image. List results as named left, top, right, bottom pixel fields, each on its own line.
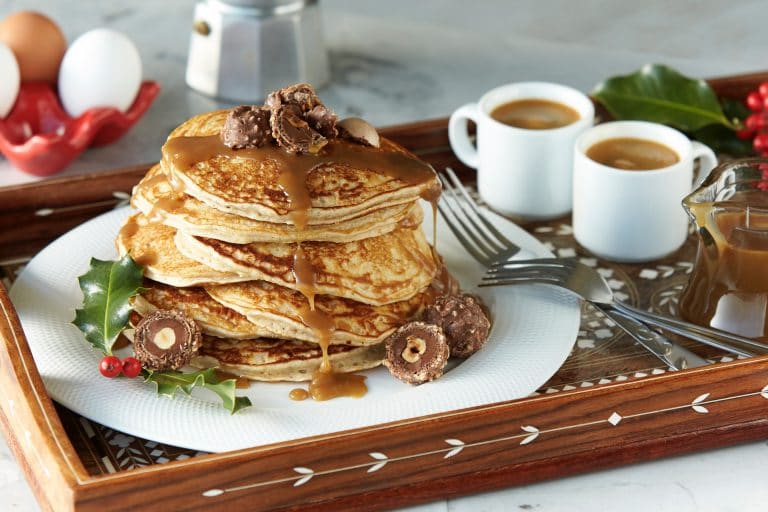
left=116, top=213, right=248, bottom=287
left=191, top=336, right=384, bottom=382
left=205, top=280, right=429, bottom=345
left=131, top=280, right=276, bottom=340
left=176, top=226, right=438, bottom=306
left=132, top=165, right=423, bottom=243
left=161, top=110, right=440, bottom=225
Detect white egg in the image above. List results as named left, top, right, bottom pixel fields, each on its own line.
left=0, top=42, right=20, bottom=118
left=58, top=28, right=142, bottom=117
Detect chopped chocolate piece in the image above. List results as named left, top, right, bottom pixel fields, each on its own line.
left=338, top=117, right=380, bottom=148
left=383, top=321, right=449, bottom=385
left=271, top=103, right=328, bottom=154
left=133, top=309, right=202, bottom=371
left=423, top=294, right=490, bottom=358
left=265, top=83, right=320, bottom=113
left=221, top=105, right=272, bottom=149
left=306, top=104, right=338, bottom=138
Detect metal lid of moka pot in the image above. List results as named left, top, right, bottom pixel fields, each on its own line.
left=185, top=0, right=330, bottom=102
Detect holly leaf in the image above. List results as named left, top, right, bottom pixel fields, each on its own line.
left=72, top=255, right=144, bottom=355
left=690, top=98, right=753, bottom=156
left=143, top=368, right=252, bottom=414
left=691, top=123, right=753, bottom=157
left=592, top=63, right=738, bottom=131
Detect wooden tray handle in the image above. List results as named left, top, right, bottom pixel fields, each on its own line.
left=0, top=283, right=90, bottom=510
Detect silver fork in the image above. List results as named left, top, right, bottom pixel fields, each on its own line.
left=438, top=167, right=710, bottom=370
left=482, top=258, right=768, bottom=358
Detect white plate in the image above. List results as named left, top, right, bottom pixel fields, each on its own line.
left=10, top=206, right=579, bottom=452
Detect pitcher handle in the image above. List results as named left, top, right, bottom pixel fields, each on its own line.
left=691, top=141, right=718, bottom=189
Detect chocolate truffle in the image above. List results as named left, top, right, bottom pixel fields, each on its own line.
left=423, top=294, right=490, bottom=358
left=265, top=83, right=320, bottom=113
left=306, top=104, right=338, bottom=138
left=270, top=103, right=328, bottom=154
left=133, top=309, right=202, bottom=371
left=383, top=321, right=449, bottom=385
left=220, top=105, right=271, bottom=149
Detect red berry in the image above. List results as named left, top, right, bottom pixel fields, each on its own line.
left=736, top=128, right=755, bottom=140
left=122, top=357, right=142, bottom=378
left=759, top=82, right=768, bottom=98
left=754, top=133, right=768, bottom=153
left=746, top=113, right=766, bottom=131
left=747, top=91, right=764, bottom=111
left=99, top=356, right=123, bottom=378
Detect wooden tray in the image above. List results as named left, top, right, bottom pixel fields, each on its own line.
left=2, top=72, right=768, bottom=512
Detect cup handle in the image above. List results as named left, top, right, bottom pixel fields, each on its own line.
left=690, top=141, right=718, bottom=189
left=448, top=103, right=481, bottom=169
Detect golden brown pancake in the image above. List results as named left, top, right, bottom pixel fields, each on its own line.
left=116, top=213, right=249, bottom=287
left=176, top=226, right=438, bottom=306
left=205, top=280, right=429, bottom=345
left=131, top=165, right=423, bottom=243
left=131, top=280, right=275, bottom=340
left=161, top=110, right=440, bottom=225
left=191, top=336, right=384, bottom=382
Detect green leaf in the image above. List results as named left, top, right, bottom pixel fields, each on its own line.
left=592, top=63, right=738, bottom=131
left=720, top=96, right=751, bottom=126
left=691, top=124, right=753, bottom=157
left=690, top=98, right=753, bottom=156
left=72, top=255, right=144, bottom=355
left=143, top=368, right=252, bottom=414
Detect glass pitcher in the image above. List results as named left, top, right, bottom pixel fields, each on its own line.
left=679, top=158, right=768, bottom=339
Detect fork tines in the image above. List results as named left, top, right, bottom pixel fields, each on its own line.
left=437, top=168, right=519, bottom=266
left=480, top=258, right=576, bottom=287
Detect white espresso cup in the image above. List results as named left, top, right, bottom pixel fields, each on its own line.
left=573, top=121, right=718, bottom=262
left=449, top=82, right=594, bottom=219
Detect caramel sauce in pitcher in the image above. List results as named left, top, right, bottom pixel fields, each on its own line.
left=680, top=198, right=768, bottom=339
left=162, top=133, right=439, bottom=401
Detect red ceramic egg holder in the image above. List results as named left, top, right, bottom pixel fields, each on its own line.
left=0, top=81, right=159, bottom=176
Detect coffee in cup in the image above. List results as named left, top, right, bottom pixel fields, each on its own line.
left=572, top=121, right=718, bottom=262
left=586, top=137, right=680, bottom=170
left=490, top=99, right=581, bottom=130
left=449, top=82, right=594, bottom=220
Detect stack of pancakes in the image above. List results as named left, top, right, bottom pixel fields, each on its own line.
left=117, top=109, right=440, bottom=383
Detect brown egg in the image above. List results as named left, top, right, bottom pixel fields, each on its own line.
left=0, top=11, right=66, bottom=83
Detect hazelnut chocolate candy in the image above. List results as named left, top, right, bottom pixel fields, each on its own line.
left=383, top=321, right=449, bottom=385
left=264, top=83, right=320, bottom=113
left=306, top=104, right=338, bottom=138
left=423, top=294, right=490, bottom=358
left=271, top=103, right=328, bottom=154
left=133, top=309, right=202, bottom=370
left=221, top=105, right=271, bottom=149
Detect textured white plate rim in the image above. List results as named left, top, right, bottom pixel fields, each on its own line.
left=10, top=206, right=579, bottom=452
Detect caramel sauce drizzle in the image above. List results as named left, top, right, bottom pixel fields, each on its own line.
left=118, top=215, right=158, bottom=266
left=162, top=133, right=440, bottom=401
left=214, top=370, right=252, bottom=389
left=289, top=388, right=309, bottom=401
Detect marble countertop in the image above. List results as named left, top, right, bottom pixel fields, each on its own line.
left=1, top=0, right=767, bottom=510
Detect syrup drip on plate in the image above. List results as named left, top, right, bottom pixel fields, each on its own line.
left=292, top=230, right=367, bottom=400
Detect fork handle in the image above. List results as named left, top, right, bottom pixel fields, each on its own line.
left=597, top=305, right=709, bottom=370
left=611, top=301, right=768, bottom=357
